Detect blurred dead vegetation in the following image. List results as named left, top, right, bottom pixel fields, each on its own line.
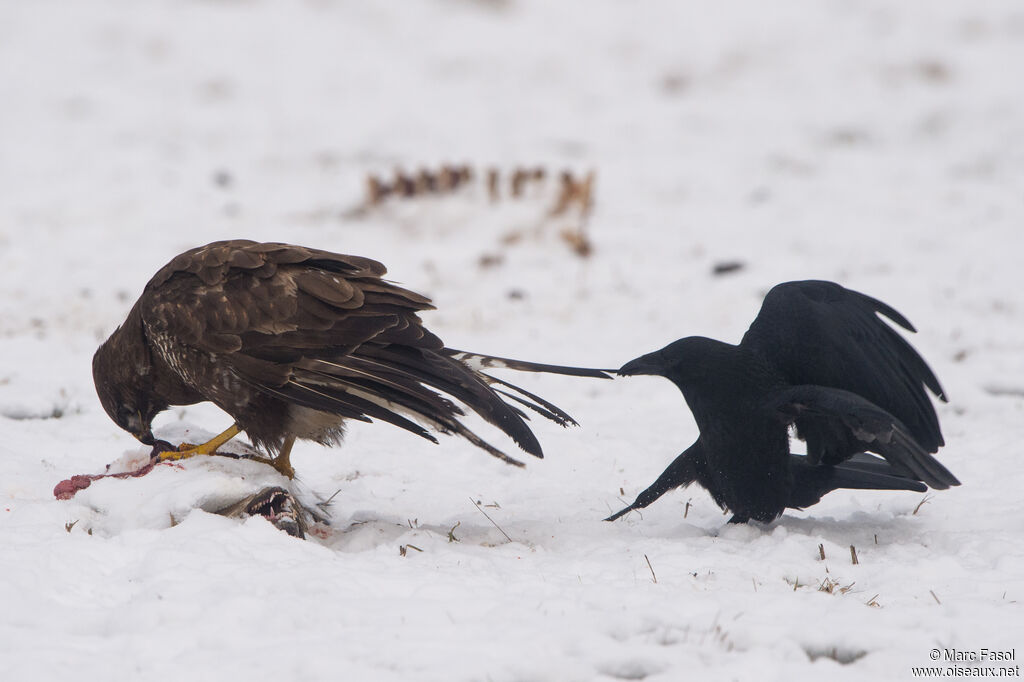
left=348, top=163, right=596, bottom=260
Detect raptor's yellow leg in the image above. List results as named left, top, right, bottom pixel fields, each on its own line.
left=246, top=435, right=297, bottom=479
left=158, top=424, right=242, bottom=463
left=158, top=426, right=296, bottom=479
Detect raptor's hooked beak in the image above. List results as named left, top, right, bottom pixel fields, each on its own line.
left=125, top=411, right=155, bottom=445
left=617, top=352, right=664, bottom=377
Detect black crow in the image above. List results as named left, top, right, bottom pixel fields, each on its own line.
left=606, top=280, right=959, bottom=524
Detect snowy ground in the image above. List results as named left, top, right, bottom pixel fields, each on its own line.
left=2, top=1, right=1023, bottom=680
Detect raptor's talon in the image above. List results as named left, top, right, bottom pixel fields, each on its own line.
left=247, top=455, right=296, bottom=480
left=245, top=435, right=297, bottom=479
left=151, top=424, right=242, bottom=464
left=156, top=446, right=204, bottom=463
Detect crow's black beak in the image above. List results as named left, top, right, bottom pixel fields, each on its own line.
left=618, top=353, right=664, bottom=377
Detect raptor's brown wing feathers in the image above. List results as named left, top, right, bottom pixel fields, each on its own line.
left=136, top=239, right=568, bottom=465
left=143, top=240, right=435, bottom=351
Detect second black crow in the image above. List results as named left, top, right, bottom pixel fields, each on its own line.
left=607, top=280, right=959, bottom=525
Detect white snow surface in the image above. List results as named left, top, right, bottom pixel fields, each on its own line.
left=2, top=1, right=1023, bottom=680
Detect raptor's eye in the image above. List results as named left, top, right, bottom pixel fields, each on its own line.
left=116, top=405, right=137, bottom=426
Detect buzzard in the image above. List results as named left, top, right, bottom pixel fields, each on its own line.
left=93, top=240, right=608, bottom=478
left=605, top=280, right=959, bottom=524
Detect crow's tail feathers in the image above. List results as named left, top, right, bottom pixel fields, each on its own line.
left=604, top=442, right=703, bottom=521
left=609, top=450, right=931, bottom=522
left=787, top=452, right=928, bottom=509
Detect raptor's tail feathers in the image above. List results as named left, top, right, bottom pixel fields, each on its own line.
left=343, top=346, right=556, bottom=461
left=444, top=350, right=613, bottom=380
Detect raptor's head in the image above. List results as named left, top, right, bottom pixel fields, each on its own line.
left=92, top=317, right=166, bottom=445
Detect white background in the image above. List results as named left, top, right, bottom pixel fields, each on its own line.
left=1, top=1, right=1022, bottom=680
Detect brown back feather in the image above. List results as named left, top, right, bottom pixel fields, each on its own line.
left=138, top=240, right=556, bottom=464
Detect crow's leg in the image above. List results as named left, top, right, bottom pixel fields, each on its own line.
left=604, top=441, right=703, bottom=522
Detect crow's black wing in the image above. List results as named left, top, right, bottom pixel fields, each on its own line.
left=741, top=281, right=945, bottom=460
left=771, top=385, right=959, bottom=490
left=604, top=440, right=705, bottom=521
